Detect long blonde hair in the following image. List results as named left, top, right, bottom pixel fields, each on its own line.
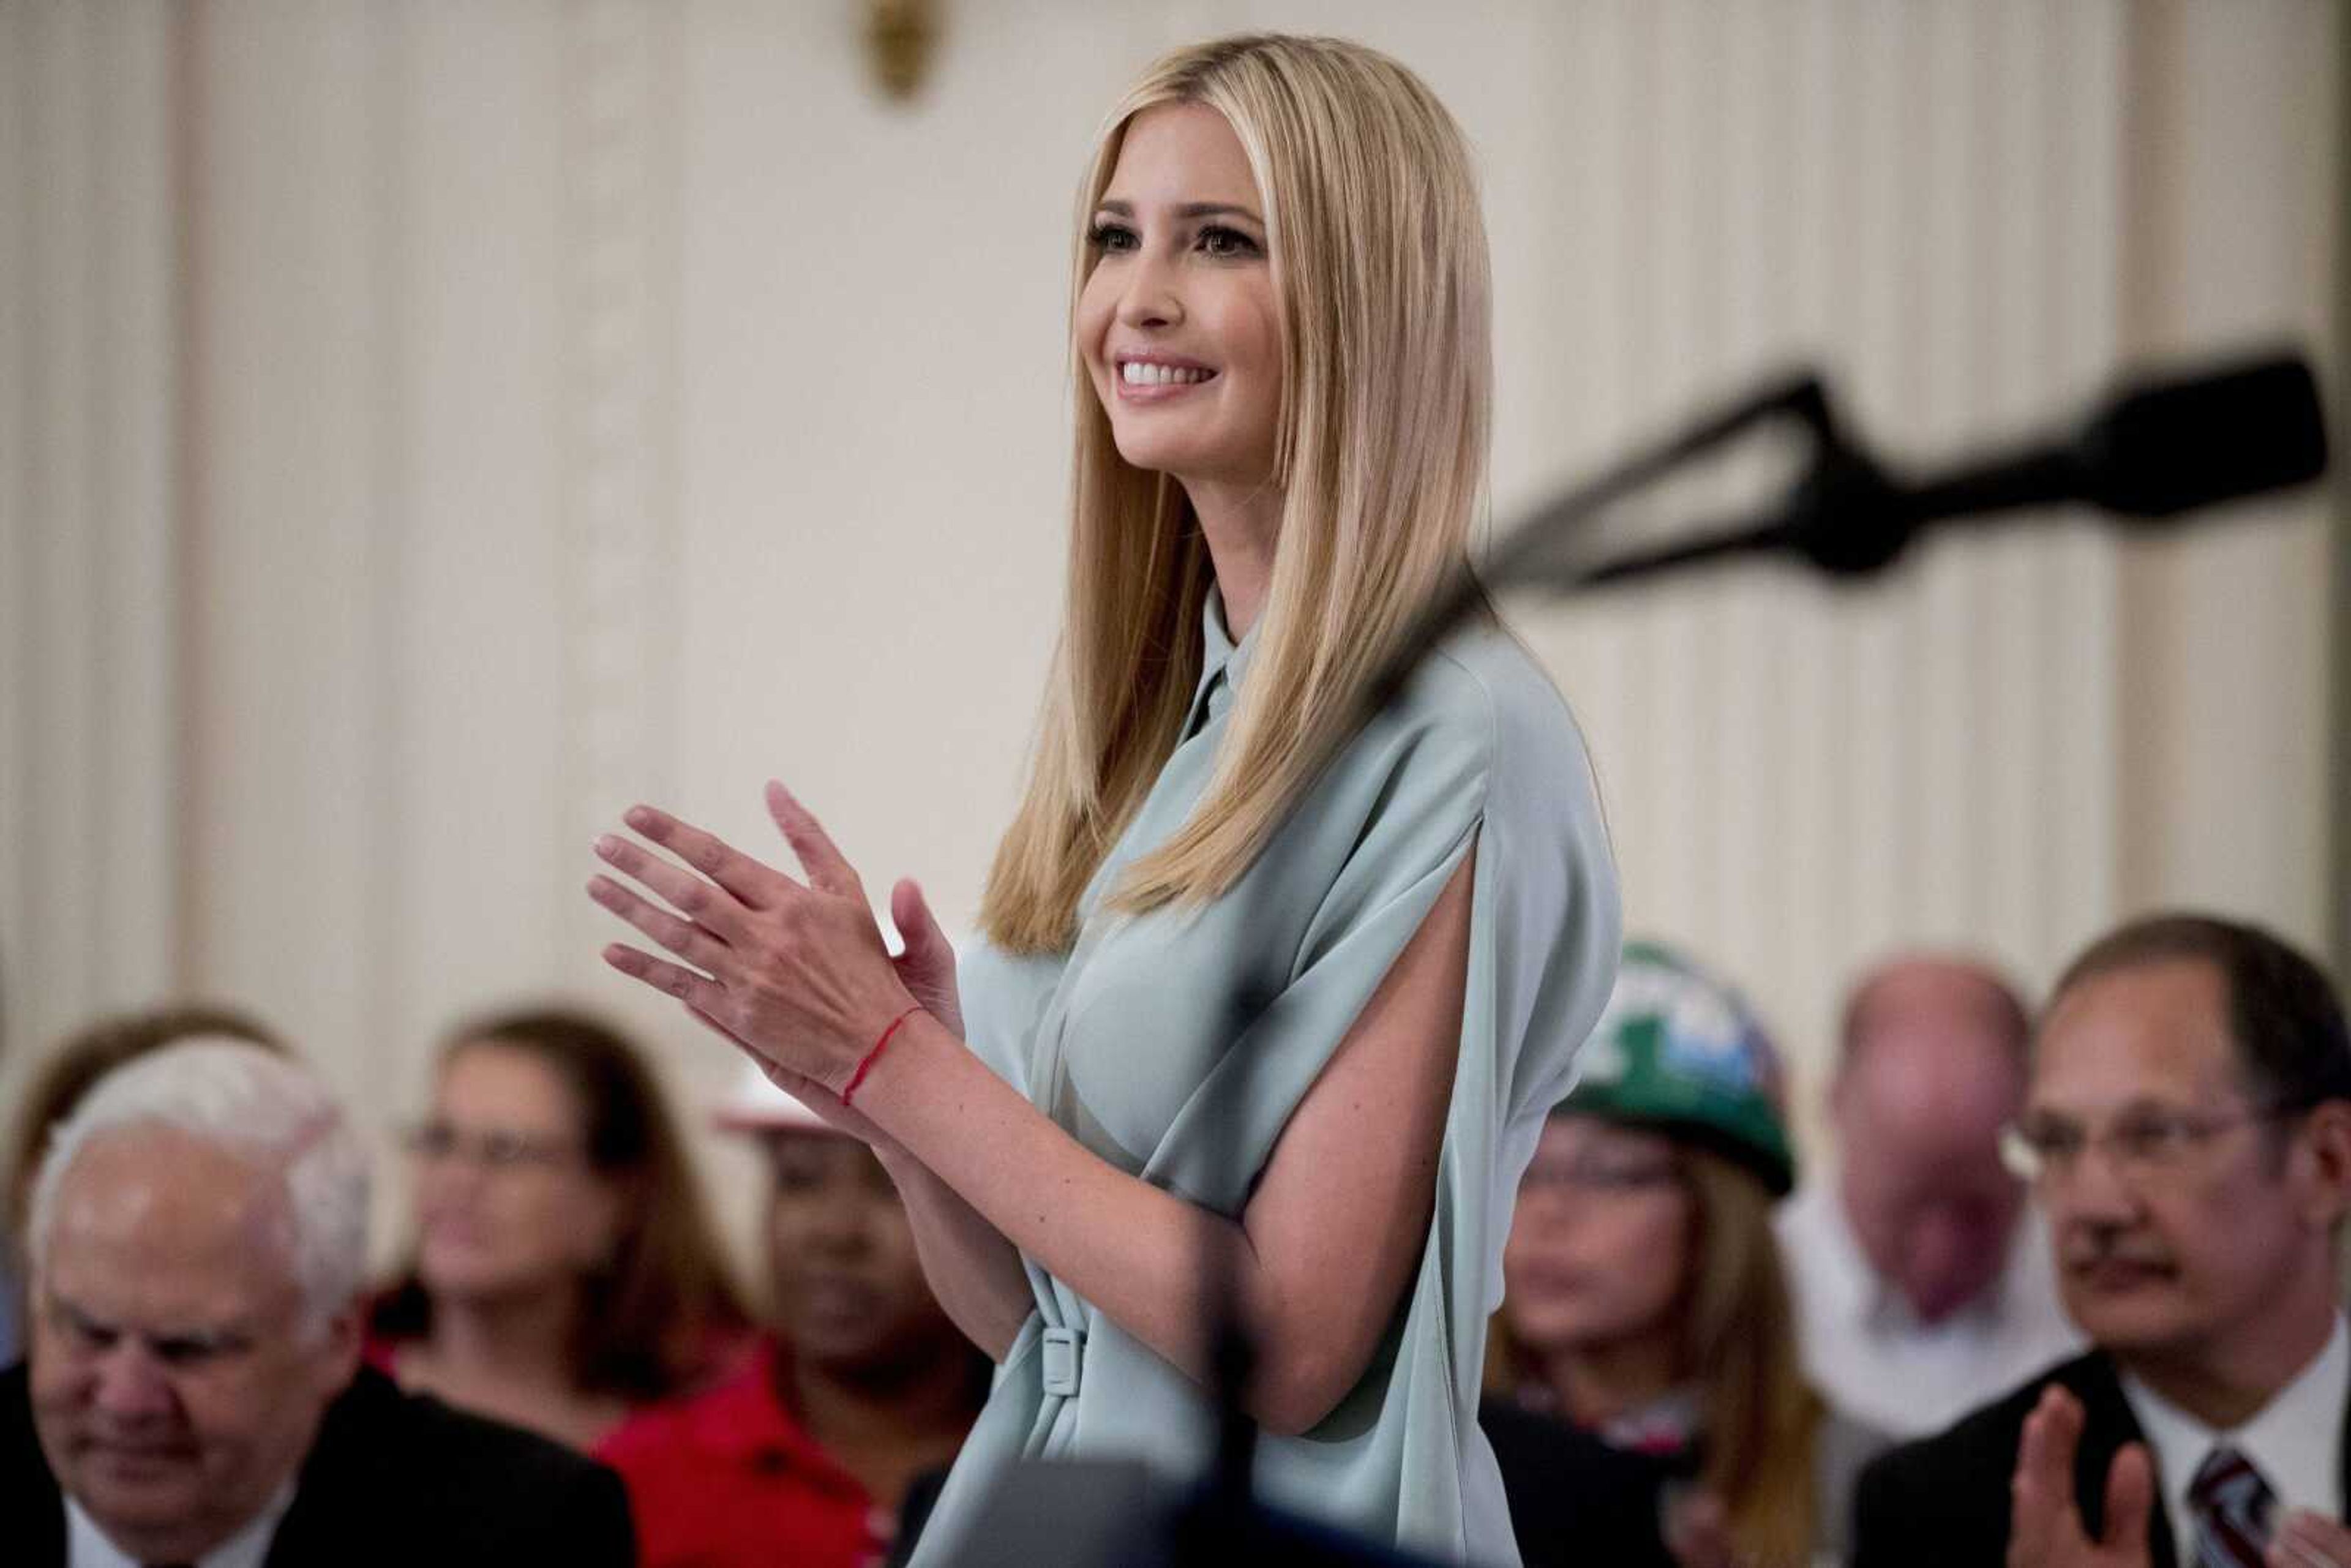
left=980, top=34, right=1493, bottom=953
left=1487, top=1147, right=1826, bottom=1567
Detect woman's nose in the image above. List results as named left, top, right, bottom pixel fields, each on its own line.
left=1114, top=252, right=1183, bottom=329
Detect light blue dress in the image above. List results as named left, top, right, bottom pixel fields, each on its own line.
left=913, top=593, right=1621, bottom=1566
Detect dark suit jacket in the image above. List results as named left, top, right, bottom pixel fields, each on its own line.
left=1, top=1361, right=635, bottom=1567
left=1852, top=1349, right=2351, bottom=1568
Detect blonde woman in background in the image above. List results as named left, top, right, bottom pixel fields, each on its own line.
left=584, top=33, right=1619, bottom=1563
left=1483, top=943, right=1888, bottom=1568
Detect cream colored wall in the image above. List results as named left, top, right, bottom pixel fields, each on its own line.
left=1, top=1, right=2339, bottom=1246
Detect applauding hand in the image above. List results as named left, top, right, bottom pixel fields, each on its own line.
left=587, top=781, right=922, bottom=1105
left=2272, top=1512, right=2351, bottom=1568
left=2006, top=1386, right=2156, bottom=1568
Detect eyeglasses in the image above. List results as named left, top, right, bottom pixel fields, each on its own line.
left=403, top=1119, right=580, bottom=1172
left=1998, top=1101, right=2308, bottom=1185
left=1518, top=1155, right=1684, bottom=1198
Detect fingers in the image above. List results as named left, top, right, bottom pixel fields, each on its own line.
left=587, top=874, right=740, bottom=980
left=2102, top=1442, right=2153, bottom=1556
left=765, top=780, right=864, bottom=898
left=1660, top=1489, right=1741, bottom=1568
left=2273, top=1512, right=2351, bottom=1568
left=600, top=942, right=727, bottom=1012
left=2009, top=1386, right=2087, bottom=1564
left=891, top=877, right=951, bottom=966
left=622, top=804, right=798, bottom=908
left=593, top=835, right=754, bottom=944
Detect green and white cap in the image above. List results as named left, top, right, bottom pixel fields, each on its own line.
left=1562, top=939, right=1797, bottom=1197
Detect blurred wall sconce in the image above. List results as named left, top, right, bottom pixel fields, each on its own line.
left=864, top=0, right=941, bottom=103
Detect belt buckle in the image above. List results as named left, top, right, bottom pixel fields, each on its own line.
left=1041, top=1325, right=1084, bottom=1398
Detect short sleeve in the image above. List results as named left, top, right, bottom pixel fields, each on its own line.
left=1137, top=686, right=1495, bottom=1211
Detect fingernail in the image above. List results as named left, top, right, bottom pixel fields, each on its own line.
left=625, top=805, right=656, bottom=830
left=594, top=835, right=621, bottom=858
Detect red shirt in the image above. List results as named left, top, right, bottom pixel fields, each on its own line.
left=596, top=1336, right=893, bottom=1568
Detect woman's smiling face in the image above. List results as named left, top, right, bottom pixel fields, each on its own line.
left=1076, top=101, right=1283, bottom=492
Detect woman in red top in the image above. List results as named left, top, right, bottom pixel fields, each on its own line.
left=601, top=1060, right=989, bottom=1568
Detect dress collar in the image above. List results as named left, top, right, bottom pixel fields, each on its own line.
left=1185, top=587, right=1258, bottom=733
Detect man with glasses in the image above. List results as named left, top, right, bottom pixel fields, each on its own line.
left=1852, top=913, right=2351, bottom=1568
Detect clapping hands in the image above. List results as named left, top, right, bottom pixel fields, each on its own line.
left=587, top=781, right=956, bottom=1125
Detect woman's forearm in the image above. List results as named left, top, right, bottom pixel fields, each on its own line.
left=858, top=1014, right=1319, bottom=1425
left=879, top=1140, right=1037, bottom=1360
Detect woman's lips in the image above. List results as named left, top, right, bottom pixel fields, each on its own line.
left=1110, top=354, right=1218, bottom=403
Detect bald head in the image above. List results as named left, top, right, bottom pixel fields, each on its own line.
left=1831, top=956, right=2033, bottom=1322
left=1839, top=957, right=2029, bottom=1077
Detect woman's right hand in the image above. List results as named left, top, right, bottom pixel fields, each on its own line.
left=712, top=877, right=957, bottom=1158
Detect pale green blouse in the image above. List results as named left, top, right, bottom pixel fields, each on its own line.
left=910, top=595, right=1621, bottom=1566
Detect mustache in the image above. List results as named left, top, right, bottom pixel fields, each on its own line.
left=2059, top=1229, right=2176, bottom=1272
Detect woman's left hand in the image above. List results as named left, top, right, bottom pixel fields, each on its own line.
left=587, top=780, right=917, bottom=1099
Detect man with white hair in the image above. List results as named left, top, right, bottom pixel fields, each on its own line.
left=0, top=1035, right=635, bottom=1566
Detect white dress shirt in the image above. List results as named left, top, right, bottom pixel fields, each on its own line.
left=1777, top=1176, right=2083, bottom=1438
left=2120, top=1313, right=2347, bottom=1556
left=67, top=1481, right=294, bottom=1568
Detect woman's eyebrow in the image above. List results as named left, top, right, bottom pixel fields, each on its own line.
left=1095, top=198, right=1264, bottom=225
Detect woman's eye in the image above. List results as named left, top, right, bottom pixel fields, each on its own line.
left=1197, top=225, right=1261, bottom=258
left=1086, top=220, right=1138, bottom=253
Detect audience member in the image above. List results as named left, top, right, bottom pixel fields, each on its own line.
left=1, top=1037, right=634, bottom=1565
left=369, top=1007, right=749, bottom=1451
left=2, top=1003, right=287, bottom=1364
left=600, top=1059, right=988, bottom=1568
left=1853, top=913, right=2351, bottom=1567
left=1483, top=942, right=1887, bottom=1568
left=1776, top=953, right=2079, bottom=1437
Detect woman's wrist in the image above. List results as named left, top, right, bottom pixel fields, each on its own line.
left=843, top=1008, right=961, bottom=1140
left=839, top=1002, right=923, bottom=1107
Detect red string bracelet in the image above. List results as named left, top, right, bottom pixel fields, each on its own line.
left=841, top=1005, right=922, bottom=1108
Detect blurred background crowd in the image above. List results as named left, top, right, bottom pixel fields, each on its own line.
left=6, top=913, right=2347, bottom=1566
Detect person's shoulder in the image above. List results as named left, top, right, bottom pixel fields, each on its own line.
left=1399, top=623, right=1581, bottom=757
left=1362, top=622, right=1597, bottom=819
left=595, top=1348, right=772, bottom=1472
left=300, top=1368, right=633, bottom=1559
left=1850, top=1351, right=2118, bottom=1567
left=1860, top=1349, right=2111, bottom=1495
left=1477, top=1397, right=1659, bottom=1480
left=1476, top=1398, right=1680, bottom=1568
left=0, top=1362, right=66, bottom=1564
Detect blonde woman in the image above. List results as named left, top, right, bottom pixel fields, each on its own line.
left=585, top=34, right=1619, bottom=1563
left=1484, top=943, right=1888, bottom=1568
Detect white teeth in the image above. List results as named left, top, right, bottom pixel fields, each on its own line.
left=1121, top=361, right=1210, bottom=386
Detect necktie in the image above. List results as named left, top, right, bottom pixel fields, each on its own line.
left=2188, top=1445, right=2276, bottom=1568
